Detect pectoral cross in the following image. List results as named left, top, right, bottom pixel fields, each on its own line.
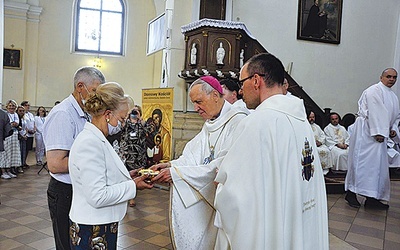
left=203, top=146, right=215, bottom=164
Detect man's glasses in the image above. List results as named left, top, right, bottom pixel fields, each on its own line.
left=237, top=73, right=266, bottom=88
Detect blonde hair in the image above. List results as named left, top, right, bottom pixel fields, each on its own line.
left=84, top=82, right=133, bottom=116
left=6, top=100, right=18, bottom=108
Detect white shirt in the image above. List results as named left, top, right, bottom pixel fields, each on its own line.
left=43, top=94, right=88, bottom=184
left=24, top=111, right=35, bottom=137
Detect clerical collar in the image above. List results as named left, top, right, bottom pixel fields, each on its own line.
left=210, top=112, right=221, bottom=121
left=209, top=100, right=231, bottom=121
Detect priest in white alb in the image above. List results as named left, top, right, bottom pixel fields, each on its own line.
left=150, top=76, right=249, bottom=250
left=324, top=112, right=350, bottom=171
left=345, top=68, right=400, bottom=209
left=308, top=110, right=333, bottom=174
left=214, top=53, right=329, bottom=249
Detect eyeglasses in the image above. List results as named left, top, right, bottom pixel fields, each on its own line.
left=238, top=73, right=266, bottom=88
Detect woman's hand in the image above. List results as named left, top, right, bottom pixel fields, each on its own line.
left=134, top=174, right=154, bottom=190
left=129, top=168, right=142, bottom=179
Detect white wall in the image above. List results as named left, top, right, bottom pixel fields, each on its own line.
left=3, top=0, right=162, bottom=108
left=3, top=0, right=400, bottom=115
left=232, top=0, right=400, bottom=115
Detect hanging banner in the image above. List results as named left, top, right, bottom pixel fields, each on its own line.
left=142, top=88, right=174, bottom=165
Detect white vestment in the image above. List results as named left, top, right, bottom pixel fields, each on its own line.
left=232, top=99, right=250, bottom=113
left=388, top=138, right=400, bottom=168
left=324, top=123, right=349, bottom=171
left=169, top=101, right=248, bottom=250
left=310, top=123, right=333, bottom=174
left=345, top=82, right=400, bottom=201
left=214, top=95, right=329, bottom=250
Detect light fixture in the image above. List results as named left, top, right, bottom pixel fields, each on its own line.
left=93, top=56, right=102, bottom=68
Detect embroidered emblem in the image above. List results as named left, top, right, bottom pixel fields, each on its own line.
left=302, top=137, right=314, bottom=181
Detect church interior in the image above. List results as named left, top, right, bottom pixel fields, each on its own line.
left=1, top=0, right=400, bottom=249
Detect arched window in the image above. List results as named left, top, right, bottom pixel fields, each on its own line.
left=74, top=0, right=125, bottom=55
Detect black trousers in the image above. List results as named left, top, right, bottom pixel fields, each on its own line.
left=47, top=177, right=72, bottom=250
left=24, top=137, right=34, bottom=165
left=26, top=136, right=33, bottom=151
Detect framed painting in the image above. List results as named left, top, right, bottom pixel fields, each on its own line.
left=297, top=0, right=343, bottom=44
left=3, top=48, right=22, bottom=69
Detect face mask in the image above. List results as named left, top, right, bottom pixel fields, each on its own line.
left=108, top=120, right=122, bottom=135
left=80, top=84, right=90, bottom=106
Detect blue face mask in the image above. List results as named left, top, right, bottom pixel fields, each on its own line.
left=108, top=120, right=122, bottom=136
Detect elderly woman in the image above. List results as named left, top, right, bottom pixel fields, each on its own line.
left=68, top=82, right=153, bottom=250
left=2, top=100, right=22, bottom=178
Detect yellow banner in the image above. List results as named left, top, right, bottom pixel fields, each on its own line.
left=142, top=88, right=174, bottom=164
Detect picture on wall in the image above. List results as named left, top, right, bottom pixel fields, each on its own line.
left=146, top=13, right=166, bottom=55
left=297, top=0, right=343, bottom=44
left=3, top=48, right=22, bottom=69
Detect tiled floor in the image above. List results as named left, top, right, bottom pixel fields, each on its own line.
left=0, top=152, right=399, bottom=249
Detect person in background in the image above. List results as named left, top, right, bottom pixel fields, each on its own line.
left=43, top=66, right=105, bottom=250
left=34, top=106, right=47, bottom=166
left=17, top=105, right=27, bottom=174
left=21, top=101, right=35, bottom=168
left=324, top=112, right=350, bottom=172
left=0, top=107, right=13, bottom=179
left=219, top=78, right=247, bottom=111
left=118, top=105, right=152, bottom=207
left=307, top=110, right=333, bottom=174
left=4, top=100, right=21, bottom=178
left=345, top=68, right=400, bottom=209
left=68, top=82, right=153, bottom=249
left=151, top=76, right=249, bottom=250
left=214, top=53, right=329, bottom=249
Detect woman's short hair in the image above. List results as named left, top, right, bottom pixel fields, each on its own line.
left=6, top=99, right=18, bottom=108
left=84, top=82, right=133, bottom=116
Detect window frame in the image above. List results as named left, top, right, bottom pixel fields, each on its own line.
left=73, top=0, right=126, bottom=56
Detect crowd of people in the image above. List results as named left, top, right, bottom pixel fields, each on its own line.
left=1, top=57, right=398, bottom=249
left=0, top=100, right=47, bottom=179
left=307, top=111, right=350, bottom=174
left=305, top=68, right=400, bottom=211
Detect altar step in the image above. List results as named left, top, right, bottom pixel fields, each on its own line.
left=325, top=168, right=400, bottom=194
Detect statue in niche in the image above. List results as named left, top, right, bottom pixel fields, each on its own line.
left=216, top=42, right=225, bottom=65
left=240, top=49, right=245, bottom=68
left=190, top=43, right=197, bottom=65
